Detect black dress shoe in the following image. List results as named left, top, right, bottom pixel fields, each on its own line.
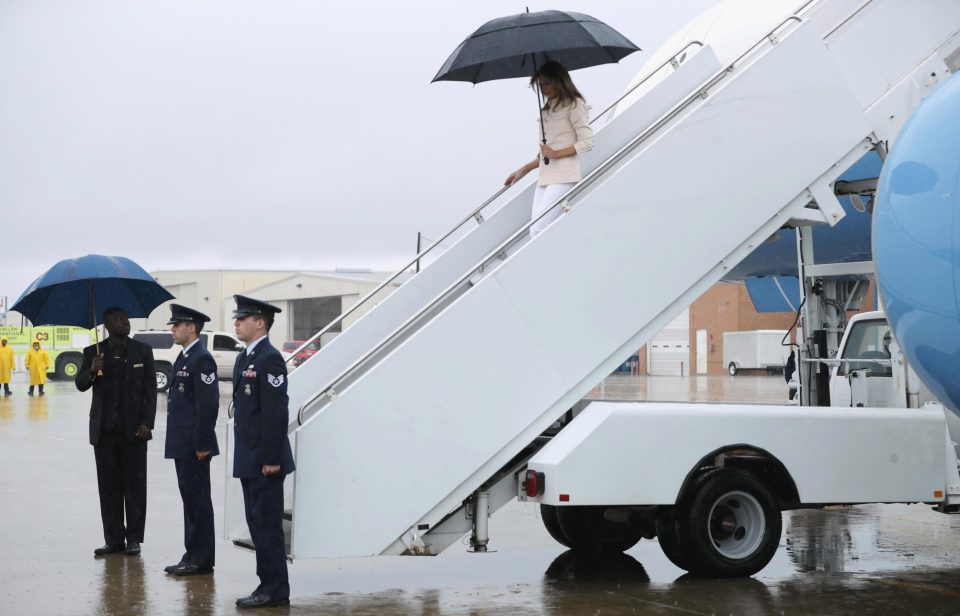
left=236, top=588, right=261, bottom=606
left=94, top=543, right=125, bottom=556
left=164, top=562, right=186, bottom=574
left=237, top=593, right=290, bottom=609
left=124, top=541, right=141, bottom=555
left=173, top=563, right=213, bottom=576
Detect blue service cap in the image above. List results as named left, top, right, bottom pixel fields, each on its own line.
left=167, top=304, right=211, bottom=325
left=232, top=294, right=281, bottom=319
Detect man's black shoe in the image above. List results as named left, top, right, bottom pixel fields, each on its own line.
left=125, top=541, right=141, bottom=556
left=164, top=562, right=186, bottom=574
left=236, top=588, right=262, bottom=606
left=236, top=593, right=290, bottom=609
left=94, top=543, right=125, bottom=556
left=172, top=563, right=213, bottom=576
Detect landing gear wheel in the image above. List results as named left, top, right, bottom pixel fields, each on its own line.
left=679, top=468, right=781, bottom=577
left=728, top=362, right=738, bottom=376
left=556, top=506, right=644, bottom=552
left=540, top=504, right=572, bottom=548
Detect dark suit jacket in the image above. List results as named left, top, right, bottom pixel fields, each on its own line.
left=165, top=341, right=220, bottom=459
left=232, top=338, right=295, bottom=478
left=76, top=337, right=157, bottom=446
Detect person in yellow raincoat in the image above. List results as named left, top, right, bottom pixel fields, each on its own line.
left=26, top=340, right=49, bottom=396
left=0, top=337, right=14, bottom=395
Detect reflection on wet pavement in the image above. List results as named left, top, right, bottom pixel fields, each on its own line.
left=3, top=374, right=960, bottom=614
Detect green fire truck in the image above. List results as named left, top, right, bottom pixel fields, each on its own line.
left=0, top=326, right=97, bottom=379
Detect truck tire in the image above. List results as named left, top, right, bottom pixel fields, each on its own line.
left=555, top=506, right=644, bottom=553
left=155, top=362, right=172, bottom=392
left=655, top=466, right=724, bottom=570
left=728, top=362, right=738, bottom=376
left=678, top=468, right=781, bottom=577
left=55, top=353, right=82, bottom=380
left=540, top=504, right=572, bottom=548
left=655, top=507, right=689, bottom=570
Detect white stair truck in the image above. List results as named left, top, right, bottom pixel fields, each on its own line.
left=221, top=0, right=960, bottom=579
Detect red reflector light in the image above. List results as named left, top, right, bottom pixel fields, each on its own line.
left=559, top=494, right=570, bottom=502
left=524, top=469, right=545, bottom=497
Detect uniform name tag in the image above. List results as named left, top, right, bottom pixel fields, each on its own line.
left=133, top=363, right=143, bottom=368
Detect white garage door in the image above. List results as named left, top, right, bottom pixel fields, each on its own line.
left=648, top=309, right=690, bottom=376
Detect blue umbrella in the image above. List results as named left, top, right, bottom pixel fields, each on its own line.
left=12, top=254, right=174, bottom=328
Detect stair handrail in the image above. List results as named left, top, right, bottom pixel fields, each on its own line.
left=295, top=15, right=807, bottom=425
left=282, top=40, right=705, bottom=368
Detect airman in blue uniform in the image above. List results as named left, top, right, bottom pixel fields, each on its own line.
left=231, top=294, right=294, bottom=610
left=163, top=304, right=220, bottom=577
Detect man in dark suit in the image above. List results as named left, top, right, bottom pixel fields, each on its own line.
left=163, top=304, right=220, bottom=576
left=231, top=294, right=295, bottom=610
left=76, top=306, right=156, bottom=556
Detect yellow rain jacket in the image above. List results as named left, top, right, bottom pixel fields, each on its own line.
left=0, top=339, right=13, bottom=384
left=26, top=343, right=49, bottom=386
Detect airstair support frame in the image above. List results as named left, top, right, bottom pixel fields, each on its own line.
left=390, top=138, right=873, bottom=557
left=290, top=18, right=876, bottom=559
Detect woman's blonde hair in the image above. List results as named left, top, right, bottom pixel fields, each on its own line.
left=531, top=61, right=585, bottom=111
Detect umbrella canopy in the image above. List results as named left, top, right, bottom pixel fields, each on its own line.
left=12, top=254, right=174, bottom=328
left=432, top=10, right=640, bottom=84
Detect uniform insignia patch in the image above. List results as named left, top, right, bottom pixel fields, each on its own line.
left=178, top=383, right=185, bottom=393
left=268, top=374, right=284, bottom=388
left=201, top=373, right=216, bottom=385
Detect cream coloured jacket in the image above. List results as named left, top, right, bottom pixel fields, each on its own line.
left=536, top=98, right=594, bottom=186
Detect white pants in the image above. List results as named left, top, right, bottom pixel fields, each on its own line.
left=530, top=182, right=575, bottom=236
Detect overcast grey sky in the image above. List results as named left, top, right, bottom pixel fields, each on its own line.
left=0, top=0, right=717, bottom=304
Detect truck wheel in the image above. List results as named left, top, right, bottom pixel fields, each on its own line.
left=155, top=362, right=172, bottom=392
left=655, top=507, right=689, bottom=569
left=55, top=353, right=82, bottom=380
left=540, top=504, right=572, bottom=548
left=556, top=506, right=644, bottom=553
left=655, top=467, right=724, bottom=570
left=678, top=468, right=781, bottom=577
left=728, top=362, right=738, bottom=376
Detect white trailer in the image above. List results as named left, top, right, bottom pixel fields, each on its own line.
left=723, top=330, right=789, bottom=375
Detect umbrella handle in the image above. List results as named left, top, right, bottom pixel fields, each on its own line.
left=534, top=71, right=551, bottom=165
left=89, top=281, right=103, bottom=377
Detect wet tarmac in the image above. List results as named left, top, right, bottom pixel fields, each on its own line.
left=3, top=373, right=960, bottom=615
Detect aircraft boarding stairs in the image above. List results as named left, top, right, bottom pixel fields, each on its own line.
left=224, top=0, right=960, bottom=559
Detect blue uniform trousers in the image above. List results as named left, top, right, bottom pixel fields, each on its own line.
left=241, top=475, right=289, bottom=599
left=175, top=457, right=215, bottom=567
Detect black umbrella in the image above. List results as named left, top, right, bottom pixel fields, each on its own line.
left=432, top=9, right=640, bottom=162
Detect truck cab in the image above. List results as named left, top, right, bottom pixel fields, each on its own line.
left=829, top=311, right=935, bottom=409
